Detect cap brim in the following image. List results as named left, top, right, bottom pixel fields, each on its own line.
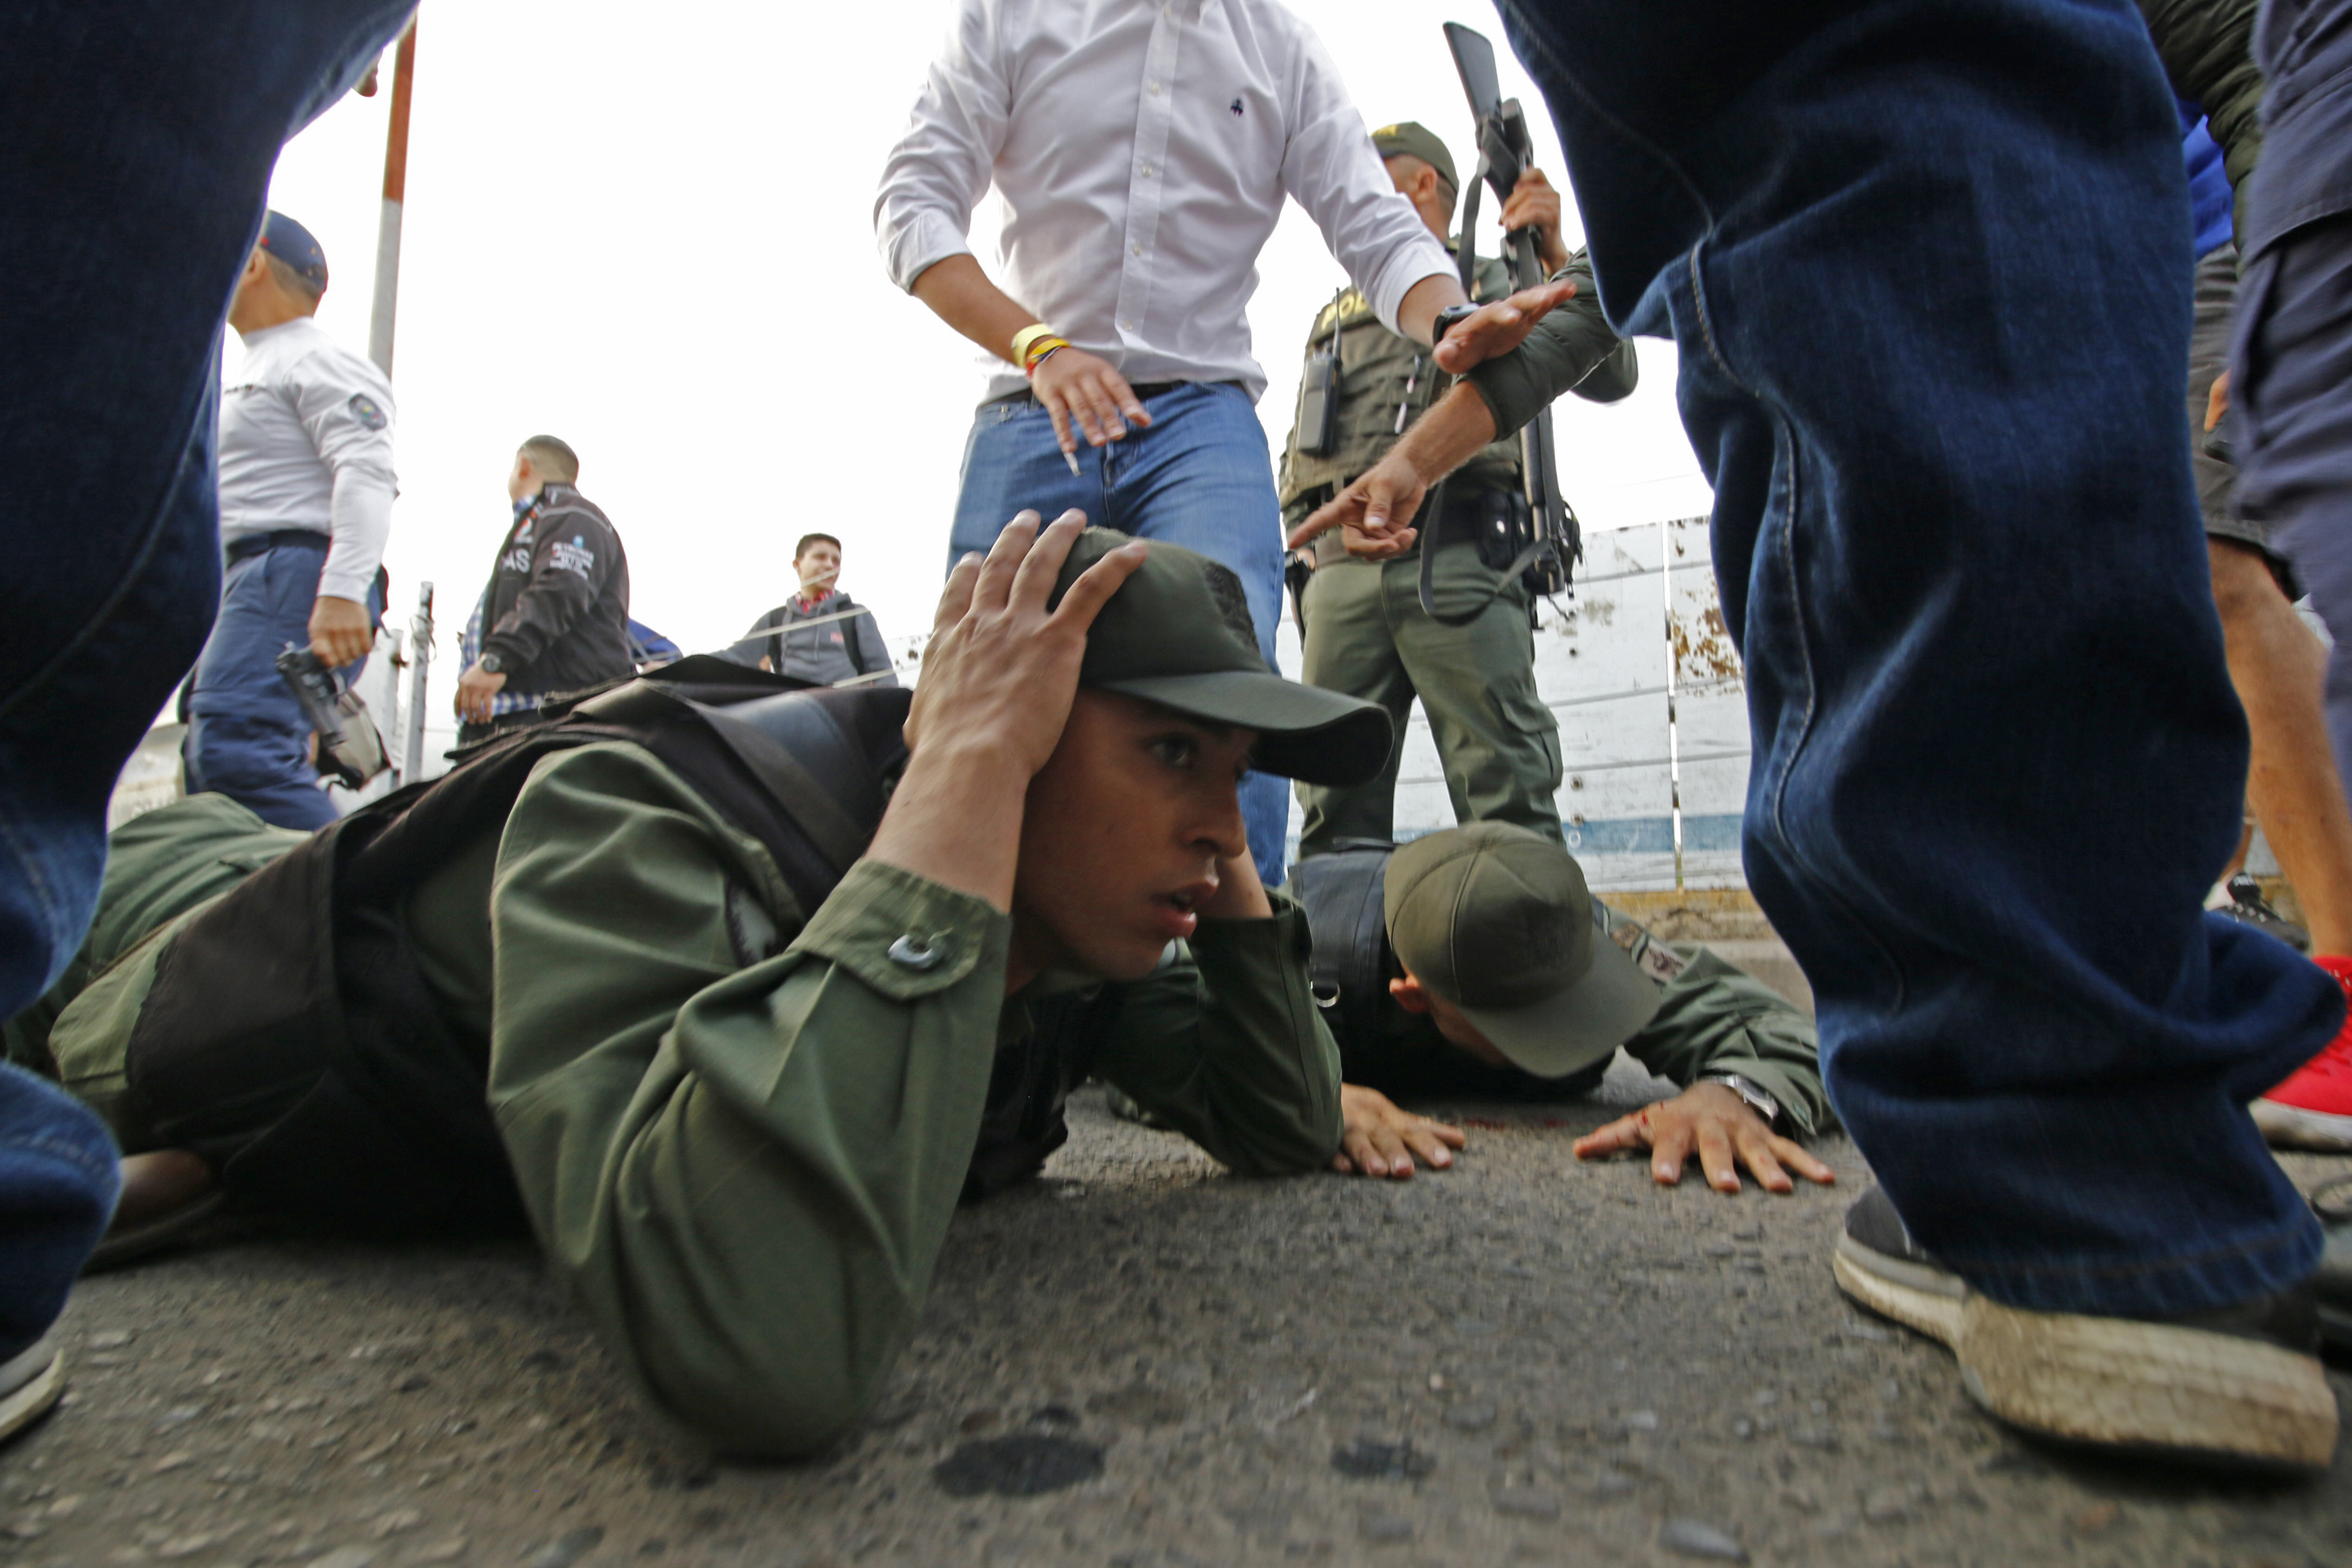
left=1453, top=930, right=1664, bottom=1078
left=1096, top=670, right=1393, bottom=787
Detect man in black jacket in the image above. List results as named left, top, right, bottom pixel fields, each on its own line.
left=455, top=436, right=634, bottom=742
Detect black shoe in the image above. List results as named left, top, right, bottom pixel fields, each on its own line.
left=2214, top=873, right=2311, bottom=952
left=1833, top=1186, right=2338, bottom=1470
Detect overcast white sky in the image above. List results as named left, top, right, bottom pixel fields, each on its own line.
left=261, top=0, right=1710, bottom=670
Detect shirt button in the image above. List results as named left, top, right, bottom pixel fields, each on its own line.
left=1148, top=80, right=1161, bottom=95
left=887, top=935, right=943, bottom=971
left=1131, top=244, right=1144, bottom=257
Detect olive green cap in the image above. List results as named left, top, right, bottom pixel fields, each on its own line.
left=1370, top=121, right=1458, bottom=196
left=1384, top=823, right=1661, bottom=1077
left=1046, top=527, right=1392, bottom=787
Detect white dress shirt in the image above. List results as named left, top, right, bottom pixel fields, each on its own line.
left=876, top=0, right=1454, bottom=404
left=217, top=316, right=398, bottom=604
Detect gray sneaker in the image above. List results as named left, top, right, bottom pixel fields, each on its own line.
left=1833, top=1186, right=2339, bottom=1470
left=0, top=1333, right=63, bottom=1447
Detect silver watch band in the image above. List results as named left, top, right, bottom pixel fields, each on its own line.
left=1700, top=1072, right=1782, bottom=1131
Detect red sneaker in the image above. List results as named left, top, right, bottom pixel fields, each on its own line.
left=2254, top=955, right=2352, bottom=1151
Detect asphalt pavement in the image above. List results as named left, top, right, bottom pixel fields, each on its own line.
left=8, top=1063, right=2352, bottom=1568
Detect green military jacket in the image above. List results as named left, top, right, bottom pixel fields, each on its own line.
left=1334, top=893, right=1829, bottom=1136
left=13, top=750, right=1344, bottom=1459
left=1277, top=244, right=1636, bottom=564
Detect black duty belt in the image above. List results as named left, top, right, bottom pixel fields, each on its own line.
left=225, top=528, right=330, bottom=563
left=984, top=378, right=1241, bottom=411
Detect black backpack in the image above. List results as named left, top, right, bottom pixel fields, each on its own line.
left=122, top=658, right=915, bottom=1234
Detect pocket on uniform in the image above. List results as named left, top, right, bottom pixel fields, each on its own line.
left=1490, top=682, right=1562, bottom=794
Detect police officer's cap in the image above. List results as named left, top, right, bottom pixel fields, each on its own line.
left=1385, top=823, right=1662, bottom=1078
left=1371, top=122, right=1457, bottom=196
left=1047, top=527, right=1391, bottom=787
left=259, top=210, right=329, bottom=288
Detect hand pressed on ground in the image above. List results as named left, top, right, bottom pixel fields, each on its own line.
left=1573, top=1082, right=1835, bottom=1195
left=1331, top=1084, right=1466, bottom=1178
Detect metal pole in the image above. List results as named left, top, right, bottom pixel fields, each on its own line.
left=1661, top=514, right=1685, bottom=891
left=402, top=581, right=435, bottom=782
left=367, top=15, right=418, bottom=375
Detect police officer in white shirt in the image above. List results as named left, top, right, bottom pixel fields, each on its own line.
left=875, top=0, right=1570, bottom=888
left=184, top=212, right=396, bottom=830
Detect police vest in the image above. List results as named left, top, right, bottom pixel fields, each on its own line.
left=120, top=658, right=1087, bottom=1234
left=1275, top=253, right=1524, bottom=522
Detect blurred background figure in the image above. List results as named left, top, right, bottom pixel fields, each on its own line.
left=453, top=436, right=632, bottom=744
left=726, top=533, right=896, bottom=687
left=182, top=211, right=395, bottom=831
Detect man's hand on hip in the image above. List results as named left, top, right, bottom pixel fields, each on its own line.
left=454, top=661, right=508, bottom=724
left=1032, top=347, right=1153, bottom=459
left=308, top=595, right=374, bottom=667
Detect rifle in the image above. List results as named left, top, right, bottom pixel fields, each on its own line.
left=1417, top=21, right=1579, bottom=626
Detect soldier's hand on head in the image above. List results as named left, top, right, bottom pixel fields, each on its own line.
left=1031, top=346, right=1154, bottom=458
left=1499, top=168, right=1572, bottom=275
left=875, top=512, right=1147, bottom=910
left=1332, top=1084, right=1465, bottom=1179
left=308, top=594, right=374, bottom=668
left=1432, top=278, right=1574, bottom=377
left=1572, top=1083, right=1835, bottom=1196
left=904, top=510, right=1148, bottom=776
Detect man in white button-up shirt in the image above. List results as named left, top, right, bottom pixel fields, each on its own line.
left=877, top=0, right=1561, bottom=886
left=183, top=212, right=396, bottom=831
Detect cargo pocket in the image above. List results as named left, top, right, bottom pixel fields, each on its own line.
left=1491, top=682, right=1563, bottom=797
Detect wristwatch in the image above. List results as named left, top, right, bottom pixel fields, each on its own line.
left=1699, top=1072, right=1783, bottom=1132
left=477, top=652, right=503, bottom=675
left=1431, top=302, right=1480, bottom=345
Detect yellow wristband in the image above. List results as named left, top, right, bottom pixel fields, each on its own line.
left=1009, top=322, right=1059, bottom=366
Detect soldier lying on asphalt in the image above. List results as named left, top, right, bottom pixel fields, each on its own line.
left=0, top=517, right=1394, bottom=1458
left=1115, top=824, right=1836, bottom=1194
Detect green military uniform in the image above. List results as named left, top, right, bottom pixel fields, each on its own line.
left=1277, top=142, right=1638, bottom=858
left=1288, top=828, right=1827, bottom=1132
left=4, top=531, right=1390, bottom=1461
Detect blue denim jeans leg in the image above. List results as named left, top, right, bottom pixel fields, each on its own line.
left=1491, top=0, right=2336, bottom=1314
left=0, top=1064, right=120, bottom=1364
left=184, top=536, right=383, bottom=831
left=949, top=381, right=1294, bottom=885
left=0, top=0, right=417, bottom=1337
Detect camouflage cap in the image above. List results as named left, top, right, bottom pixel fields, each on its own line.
left=1370, top=121, right=1458, bottom=196
left=1046, top=527, right=1391, bottom=787
left=1385, top=823, right=1661, bottom=1077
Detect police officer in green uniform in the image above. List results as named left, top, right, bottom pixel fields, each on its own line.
left=1277, top=123, right=1639, bottom=859
left=1289, top=825, right=1835, bottom=1191
left=2, top=516, right=1393, bottom=1460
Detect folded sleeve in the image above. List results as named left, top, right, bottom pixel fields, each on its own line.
left=485, top=742, right=1013, bottom=1457
left=874, top=0, right=1011, bottom=291
left=1089, top=894, right=1344, bottom=1175
left=1464, top=252, right=1639, bottom=437
left=1280, top=26, right=1455, bottom=335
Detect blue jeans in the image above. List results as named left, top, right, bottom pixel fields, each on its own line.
left=949, top=381, right=1294, bottom=886
left=185, top=535, right=383, bottom=830
left=0, top=1064, right=119, bottom=1363
left=1493, top=0, right=2336, bottom=1315
left=0, top=0, right=416, bottom=1349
